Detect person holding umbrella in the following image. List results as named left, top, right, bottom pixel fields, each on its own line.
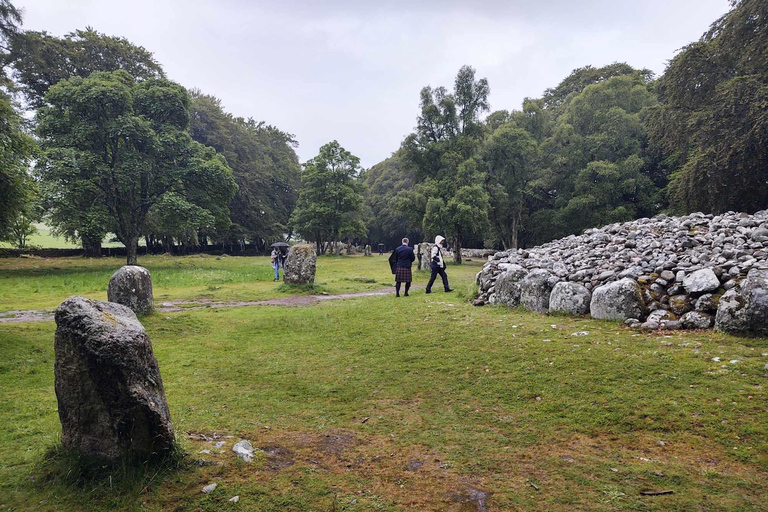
left=270, top=242, right=289, bottom=281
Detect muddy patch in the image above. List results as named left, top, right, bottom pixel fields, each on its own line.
left=319, top=429, right=358, bottom=455
left=260, top=445, right=295, bottom=471
left=0, top=309, right=54, bottom=323
left=446, top=486, right=491, bottom=512
left=405, top=459, right=424, bottom=471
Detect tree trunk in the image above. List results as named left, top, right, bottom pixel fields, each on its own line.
left=126, top=236, right=139, bottom=265
left=82, top=234, right=102, bottom=258
left=453, top=232, right=462, bottom=264
left=511, top=215, right=519, bottom=250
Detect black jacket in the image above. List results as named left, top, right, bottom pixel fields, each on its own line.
left=389, top=245, right=415, bottom=273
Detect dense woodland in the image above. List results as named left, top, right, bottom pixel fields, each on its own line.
left=0, top=0, right=765, bottom=262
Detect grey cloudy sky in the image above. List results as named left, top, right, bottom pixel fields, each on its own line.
left=18, top=0, right=730, bottom=167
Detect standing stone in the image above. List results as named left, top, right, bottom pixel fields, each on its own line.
left=364, top=245, right=372, bottom=256
left=494, top=265, right=528, bottom=307
left=284, top=244, right=317, bottom=284
left=108, top=265, right=154, bottom=315
left=519, top=269, right=557, bottom=313
left=590, top=278, right=645, bottom=321
left=682, top=268, right=720, bottom=294
left=549, top=282, right=591, bottom=316
left=54, top=296, right=174, bottom=461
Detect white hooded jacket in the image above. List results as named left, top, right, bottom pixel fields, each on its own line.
left=430, top=235, right=446, bottom=269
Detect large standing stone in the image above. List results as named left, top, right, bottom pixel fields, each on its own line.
left=549, top=282, right=591, bottom=316
left=682, top=268, right=720, bottom=294
left=54, top=296, right=174, bottom=461
left=519, top=269, right=557, bottom=313
left=494, top=265, right=528, bottom=307
left=108, top=265, right=154, bottom=315
left=590, top=278, right=645, bottom=321
left=284, top=244, right=317, bottom=284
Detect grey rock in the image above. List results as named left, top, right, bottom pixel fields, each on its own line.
left=715, top=288, right=750, bottom=335
left=668, top=294, right=693, bottom=316
left=520, top=269, right=556, bottom=313
left=549, top=282, right=591, bottom=316
left=202, top=483, right=218, bottom=494
left=681, top=311, right=713, bottom=329
left=590, top=278, right=645, bottom=321
left=742, top=269, right=768, bottom=336
left=660, top=270, right=675, bottom=281
left=494, top=265, right=528, bottom=307
left=647, top=309, right=672, bottom=322
left=683, top=268, right=720, bottom=294
left=641, top=320, right=660, bottom=330
left=54, top=296, right=173, bottom=461
left=107, top=265, right=154, bottom=314
left=284, top=244, right=317, bottom=284
left=695, top=294, right=717, bottom=312
left=662, top=320, right=682, bottom=330
left=232, top=440, right=254, bottom=462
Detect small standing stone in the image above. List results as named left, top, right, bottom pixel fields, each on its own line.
left=283, top=244, right=317, bottom=284
left=107, top=265, right=154, bottom=314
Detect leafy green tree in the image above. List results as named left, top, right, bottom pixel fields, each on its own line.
left=481, top=124, right=537, bottom=249
left=188, top=92, right=300, bottom=249
left=0, top=93, right=35, bottom=239
left=8, top=27, right=164, bottom=108
left=362, top=152, right=422, bottom=249
left=36, top=70, right=236, bottom=265
left=645, top=0, right=768, bottom=213
left=1, top=174, right=38, bottom=249
left=399, top=65, right=490, bottom=262
left=290, top=141, right=366, bottom=254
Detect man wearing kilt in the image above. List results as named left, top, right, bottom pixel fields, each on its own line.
left=389, top=237, right=415, bottom=297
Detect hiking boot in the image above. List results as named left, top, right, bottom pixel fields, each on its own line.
left=445, top=288, right=454, bottom=292
left=425, top=289, right=431, bottom=294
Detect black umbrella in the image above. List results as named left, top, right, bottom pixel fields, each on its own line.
left=270, top=242, right=289, bottom=248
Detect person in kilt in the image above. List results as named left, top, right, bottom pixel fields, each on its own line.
left=389, top=237, right=415, bottom=297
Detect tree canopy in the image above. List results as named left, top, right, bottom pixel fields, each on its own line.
left=36, top=70, right=236, bottom=264
left=646, top=0, right=768, bottom=214
left=290, top=141, right=366, bottom=254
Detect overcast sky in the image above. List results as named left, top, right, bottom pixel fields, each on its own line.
left=18, top=0, right=730, bottom=167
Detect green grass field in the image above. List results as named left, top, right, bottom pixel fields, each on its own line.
left=0, top=255, right=766, bottom=511
left=0, top=223, right=126, bottom=250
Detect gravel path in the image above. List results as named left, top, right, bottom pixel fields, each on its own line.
left=0, top=286, right=419, bottom=323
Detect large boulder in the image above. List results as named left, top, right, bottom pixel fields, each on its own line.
left=494, top=265, right=528, bottom=307
left=590, top=278, right=645, bottom=321
left=741, top=269, right=768, bottom=336
left=284, top=244, right=317, bottom=284
left=680, top=311, right=713, bottom=329
left=714, top=288, right=750, bottom=335
left=549, top=282, right=591, bottom=316
left=54, top=296, right=174, bottom=461
left=108, top=265, right=154, bottom=315
left=682, top=268, right=720, bottom=294
left=519, top=269, right=557, bottom=313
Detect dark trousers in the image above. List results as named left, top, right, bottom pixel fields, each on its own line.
left=426, top=264, right=450, bottom=292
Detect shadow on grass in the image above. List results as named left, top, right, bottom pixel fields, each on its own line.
left=35, top=441, right=187, bottom=497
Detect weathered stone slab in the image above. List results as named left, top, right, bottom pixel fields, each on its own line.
left=590, top=278, right=645, bottom=321
left=549, top=282, right=591, bottom=316
left=284, top=244, right=317, bottom=284
left=108, top=265, right=154, bottom=314
left=54, top=296, right=174, bottom=461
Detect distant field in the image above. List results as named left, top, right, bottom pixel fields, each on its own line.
left=0, top=223, right=126, bottom=250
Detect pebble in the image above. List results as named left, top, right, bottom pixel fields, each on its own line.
left=202, top=483, right=218, bottom=494
left=229, top=496, right=240, bottom=503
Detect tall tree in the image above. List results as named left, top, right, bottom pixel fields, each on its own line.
left=399, top=65, right=490, bottom=262
left=8, top=27, right=164, bottom=108
left=290, top=141, right=366, bottom=254
left=645, top=0, right=768, bottom=214
left=0, top=0, right=35, bottom=240
left=188, top=92, right=301, bottom=249
left=36, top=70, right=236, bottom=265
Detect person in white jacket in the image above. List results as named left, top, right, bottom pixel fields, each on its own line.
left=425, top=235, right=453, bottom=293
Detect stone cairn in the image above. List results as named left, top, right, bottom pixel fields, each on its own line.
left=108, top=265, right=154, bottom=315
left=284, top=243, right=317, bottom=284
left=54, top=296, right=174, bottom=461
left=475, top=211, right=768, bottom=336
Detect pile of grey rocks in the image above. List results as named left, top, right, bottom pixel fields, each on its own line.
left=475, top=211, right=768, bottom=336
